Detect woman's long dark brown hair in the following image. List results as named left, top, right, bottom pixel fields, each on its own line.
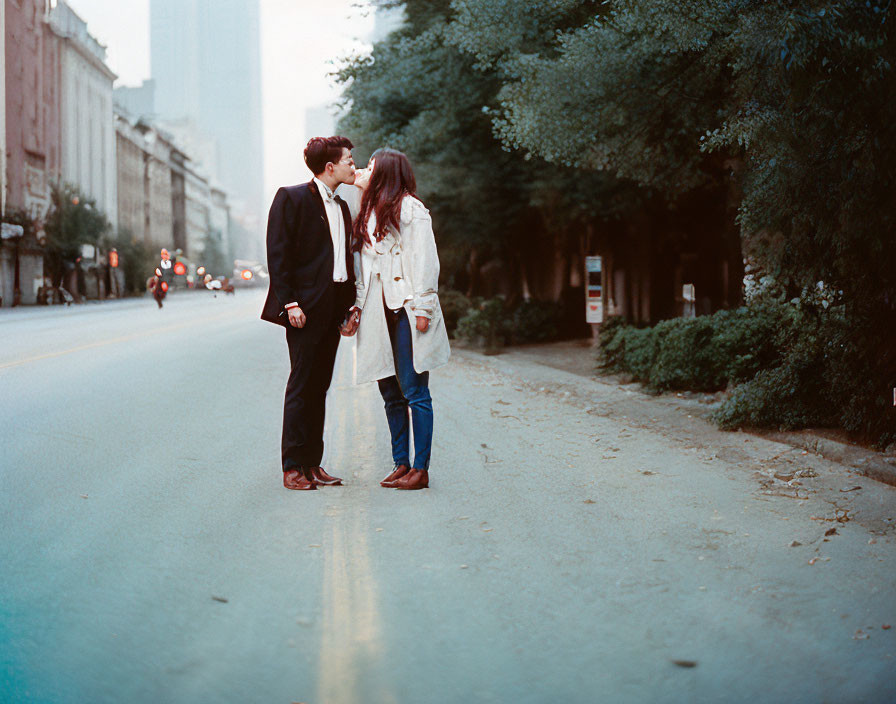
left=352, top=148, right=417, bottom=252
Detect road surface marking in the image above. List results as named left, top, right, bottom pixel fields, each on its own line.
left=316, top=387, right=397, bottom=704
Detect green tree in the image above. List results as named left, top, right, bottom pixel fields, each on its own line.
left=338, top=0, right=633, bottom=304
left=43, top=183, right=111, bottom=287
left=103, top=228, right=156, bottom=295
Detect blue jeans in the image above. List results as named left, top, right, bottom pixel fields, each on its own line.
left=378, top=307, right=433, bottom=470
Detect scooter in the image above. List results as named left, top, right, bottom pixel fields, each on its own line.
left=148, top=268, right=168, bottom=308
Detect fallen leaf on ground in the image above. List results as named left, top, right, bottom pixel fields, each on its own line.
left=853, top=629, right=870, bottom=640
left=883, top=624, right=891, bottom=630
left=308, top=544, right=321, bottom=548
left=482, top=528, right=493, bottom=532
left=840, top=486, right=862, bottom=492
left=584, top=499, right=596, bottom=504
left=460, top=565, right=468, bottom=569
left=672, top=660, right=698, bottom=668
left=212, top=596, right=228, bottom=603
left=789, top=540, right=802, bottom=547
left=79, top=494, right=88, bottom=499
left=825, top=528, right=838, bottom=536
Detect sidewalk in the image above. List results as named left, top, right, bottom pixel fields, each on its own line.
left=456, top=338, right=896, bottom=488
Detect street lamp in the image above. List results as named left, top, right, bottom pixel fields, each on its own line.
left=1, top=223, right=25, bottom=306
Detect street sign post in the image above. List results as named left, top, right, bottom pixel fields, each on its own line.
left=585, top=255, right=603, bottom=325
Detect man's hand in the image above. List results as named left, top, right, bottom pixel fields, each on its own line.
left=287, top=307, right=306, bottom=328
left=340, top=309, right=361, bottom=336
left=416, top=316, right=429, bottom=332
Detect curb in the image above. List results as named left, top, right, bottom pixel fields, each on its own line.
left=764, top=431, right=896, bottom=488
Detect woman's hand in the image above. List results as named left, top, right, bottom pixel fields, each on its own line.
left=340, top=309, right=361, bottom=336
left=354, top=157, right=376, bottom=191
left=353, top=167, right=372, bottom=190
left=416, top=316, right=429, bottom=332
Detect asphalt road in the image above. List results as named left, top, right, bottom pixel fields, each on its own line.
left=1, top=289, right=894, bottom=703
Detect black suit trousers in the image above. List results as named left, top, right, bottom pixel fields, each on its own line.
left=281, top=281, right=353, bottom=471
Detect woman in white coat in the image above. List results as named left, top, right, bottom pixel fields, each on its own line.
left=346, top=149, right=450, bottom=490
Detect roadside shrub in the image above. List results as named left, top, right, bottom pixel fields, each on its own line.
left=108, top=231, right=156, bottom=295
left=619, top=326, right=659, bottom=382
left=600, top=305, right=781, bottom=391
left=510, top=299, right=562, bottom=344
left=456, top=295, right=565, bottom=350
left=647, top=316, right=718, bottom=391
left=715, top=302, right=896, bottom=447
left=600, top=298, right=896, bottom=447
left=438, top=288, right=472, bottom=338
left=456, top=296, right=511, bottom=352
left=596, top=315, right=628, bottom=369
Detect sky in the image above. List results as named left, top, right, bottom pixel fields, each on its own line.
left=65, top=0, right=376, bottom=205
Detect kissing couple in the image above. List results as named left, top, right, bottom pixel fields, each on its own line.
left=261, top=136, right=450, bottom=491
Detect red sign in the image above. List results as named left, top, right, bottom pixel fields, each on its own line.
left=173, top=262, right=186, bottom=276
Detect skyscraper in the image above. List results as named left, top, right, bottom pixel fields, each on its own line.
left=150, top=0, right=263, bottom=237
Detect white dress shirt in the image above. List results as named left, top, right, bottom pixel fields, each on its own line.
left=313, top=177, right=348, bottom=283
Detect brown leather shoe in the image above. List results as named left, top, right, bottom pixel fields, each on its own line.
left=283, top=469, right=316, bottom=491
left=380, top=464, right=410, bottom=488
left=393, top=468, right=429, bottom=490
left=310, top=466, right=343, bottom=486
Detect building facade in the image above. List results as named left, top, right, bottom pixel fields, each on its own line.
left=113, top=78, right=156, bottom=121
left=150, top=0, right=263, bottom=255
left=4, top=0, right=59, bottom=221
left=1, top=0, right=6, bottom=216
left=2, top=0, right=60, bottom=305
left=115, top=110, right=177, bottom=253
left=183, top=162, right=210, bottom=259
left=208, top=184, right=230, bottom=267
left=48, top=0, right=117, bottom=226
left=115, top=110, right=144, bottom=240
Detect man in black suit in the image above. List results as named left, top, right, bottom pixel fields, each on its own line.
left=262, top=136, right=359, bottom=490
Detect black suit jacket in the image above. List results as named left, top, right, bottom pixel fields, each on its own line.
left=261, top=180, right=355, bottom=327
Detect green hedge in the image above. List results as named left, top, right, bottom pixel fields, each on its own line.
left=438, top=288, right=472, bottom=339
left=453, top=294, right=564, bottom=349
left=599, top=304, right=895, bottom=448
left=600, top=306, right=779, bottom=392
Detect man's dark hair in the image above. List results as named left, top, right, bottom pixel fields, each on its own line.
left=304, top=136, right=354, bottom=175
